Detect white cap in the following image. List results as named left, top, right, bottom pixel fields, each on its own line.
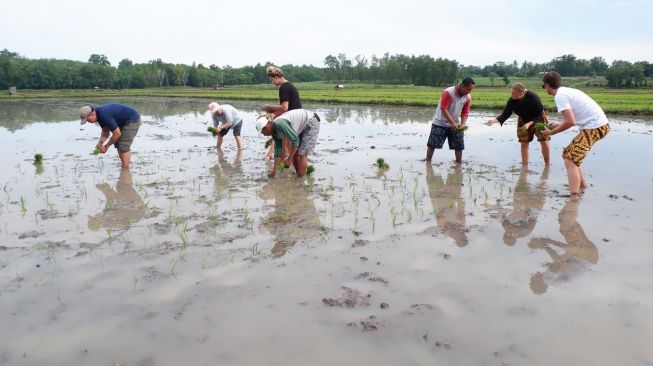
left=208, top=102, right=222, bottom=114
left=79, top=106, right=93, bottom=125
left=255, top=116, right=269, bottom=134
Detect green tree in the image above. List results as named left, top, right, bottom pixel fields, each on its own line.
left=88, top=54, right=111, bottom=66
left=488, top=72, right=498, bottom=86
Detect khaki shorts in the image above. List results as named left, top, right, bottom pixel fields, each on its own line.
left=563, top=124, right=610, bottom=166
left=115, top=120, right=141, bottom=153
left=517, top=113, right=551, bottom=143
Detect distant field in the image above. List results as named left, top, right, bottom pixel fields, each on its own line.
left=3, top=79, right=652, bottom=115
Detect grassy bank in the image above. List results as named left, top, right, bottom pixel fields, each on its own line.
left=3, top=80, right=652, bottom=115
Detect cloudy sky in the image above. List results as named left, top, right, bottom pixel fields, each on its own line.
left=3, top=0, right=652, bottom=67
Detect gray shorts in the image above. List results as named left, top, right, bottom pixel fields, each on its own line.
left=115, top=119, right=141, bottom=152
left=298, top=114, right=320, bottom=156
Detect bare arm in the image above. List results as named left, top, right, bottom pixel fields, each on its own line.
left=262, top=101, right=289, bottom=116
left=542, top=109, right=575, bottom=136
left=269, top=157, right=283, bottom=178
left=442, top=109, right=458, bottom=129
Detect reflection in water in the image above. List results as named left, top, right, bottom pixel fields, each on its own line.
left=210, top=150, right=243, bottom=198
left=34, top=162, right=44, bottom=175
left=426, top=164, right=468, bottom=247
left=501, top=166, right=549, bottom=246
left=528, top=200, right=599, bottom=295
left=259, top=180, right=321, bottom=258
left=87, top=169, right=145, bottom=230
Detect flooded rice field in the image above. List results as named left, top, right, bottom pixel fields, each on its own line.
left=1, top=98, right=652, bottom=366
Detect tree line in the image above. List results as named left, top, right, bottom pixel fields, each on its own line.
left=1, top=49, right=651, bottom=90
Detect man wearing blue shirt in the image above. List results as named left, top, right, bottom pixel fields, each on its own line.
left=80, top=103, right=141, bottom=168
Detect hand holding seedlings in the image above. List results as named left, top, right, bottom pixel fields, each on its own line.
left=207, top=126, right=217, bottom=136
left=457, top=125, right=468, bottom=132
left=519, top=121, right=535, bottom=131
left=535, top=122, right=554, bottom=131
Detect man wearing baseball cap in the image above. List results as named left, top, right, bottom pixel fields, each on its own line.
left=255, top=109, right=320, bottom=178
left=208, top=102, right=244, bottom=150
left=80, top=103, right=141, bottom=168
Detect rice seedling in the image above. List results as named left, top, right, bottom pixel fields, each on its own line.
left=207, top=126, right=218, bottom=136
left=201, top=251, right=210, bottom=269
left=179, top=222, right=189, bottom=248
left=91, top=147, right=102, bottom=155
left=19, top=196, right=26, bottom=213
left=306, top=165, right=315, bottom=176
left=34, top=153, right=44, bottom=164
left=390, top=206, right=398, bottom=227
left=376, top=157, right=390, bottom=170
left=535, top=122, right=554, bottom=131
left=457, top=125, right=468, bottom=132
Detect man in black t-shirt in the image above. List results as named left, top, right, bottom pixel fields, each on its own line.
left=261, top=66, right=303, bottom=160
left=485, top=83, right=551, bottom=165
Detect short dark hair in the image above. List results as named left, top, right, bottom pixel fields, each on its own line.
left=461, top=77, right=475, bottom=86
left=542, top=71, right=562, bottom=89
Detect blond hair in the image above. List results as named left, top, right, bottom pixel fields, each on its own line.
left=511, top=82, right=527, bottom=93
left=266, top=66, right=284, bottom=78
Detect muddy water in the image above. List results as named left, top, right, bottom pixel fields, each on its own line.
left=1, top=98, right=652, bottom=366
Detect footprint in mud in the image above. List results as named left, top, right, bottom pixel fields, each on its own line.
left=347, top=315, right=380, bottom=332
left=18, top=231, right=44, bottom=239
left=354, top=272, right=389, bottom=285
left=405, top=303, right=443, bottom=316
left=322, top=286, right=371, bottom=308
left=351, top=239, right=369, bottom=248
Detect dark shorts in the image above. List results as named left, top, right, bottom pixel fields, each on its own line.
left=115, top=120, right=141, bottom=153
left=216, top=121, right=243, bottom=137
left=517, top=112, right=551, bottom=143
left=427, top=124, right=464, bottom=150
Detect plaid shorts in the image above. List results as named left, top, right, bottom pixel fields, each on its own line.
left=517, top=112, right=551, bottom=143
left=563, top=124, right=610, bottom=166
left=427, top=124, right=464, bottom=150
left=298, top=114, right=320, bottom=156
left=115, top=120, right=141, bottom=153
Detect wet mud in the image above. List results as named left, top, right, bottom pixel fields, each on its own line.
left=0, top=98, right=652, bottom=365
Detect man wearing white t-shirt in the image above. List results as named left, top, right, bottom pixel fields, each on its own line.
left=540, top=71, right=610, bottom=199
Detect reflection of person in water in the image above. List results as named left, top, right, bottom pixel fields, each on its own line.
left=528, top=200, right=599, bottom=295
left=426, top=164, right=468, bottom=247
left=88, top=169, right=145, bottom=230
left=501, top=166, right=549, bottom=246
left=210, top=149, right=243, bottom=198
left=259, top=180, right=321, bottom=258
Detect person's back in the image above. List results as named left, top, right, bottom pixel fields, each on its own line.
left=212, top=104, right=243, bottom=126
left=280, top=82, right=302, bottom=111
left=96, top=103, right=140, bottom=129
left=554, top=87, right=608, bottom=129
